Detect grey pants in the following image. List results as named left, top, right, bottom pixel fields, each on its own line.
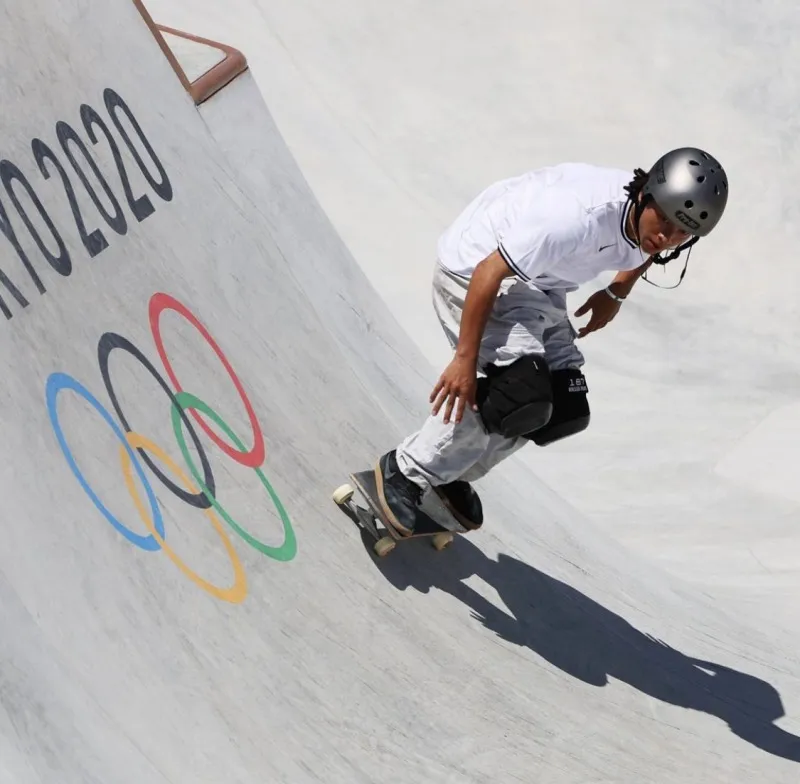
left=396, top=263, right=584, bottom=488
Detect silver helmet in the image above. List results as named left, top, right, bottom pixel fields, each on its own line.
left=641, top=147, right=728, bottom=237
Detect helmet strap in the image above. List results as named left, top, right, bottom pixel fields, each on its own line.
left=650, top=235, right=700, bottom=266
left=643, top=242, right=696, bottom=289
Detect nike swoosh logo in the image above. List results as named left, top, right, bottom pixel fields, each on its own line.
left=598, top=244, right=614, bottom=252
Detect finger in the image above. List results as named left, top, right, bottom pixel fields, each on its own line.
left=433, top=390, right=452, bottom=417
left=443, top=391, right=456, bottom=424
left=442, top=397, right=453, bottom=425
left=431, top=383, right=449, bottom=415
left=429, top=377, right=445, bottom=404
left=454, top=393, right=467, bottom=424
left=574, top=301, right=589, bottom=317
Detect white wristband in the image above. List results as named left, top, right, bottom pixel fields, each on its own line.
left=604, top=286, right=626, bottom=303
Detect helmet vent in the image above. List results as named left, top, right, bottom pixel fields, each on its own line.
left=700, top=211, right=708, bottom=219
left=698, top=175, right=706, bottom=183
left=685, top=200, right=694, bottom=208
left=689, top=160, right=700, bottom=166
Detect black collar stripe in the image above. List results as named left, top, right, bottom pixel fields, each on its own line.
left=619, top=200, right=637, bottom=249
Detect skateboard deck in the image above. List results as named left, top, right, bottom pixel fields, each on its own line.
left=332, top=468, right=468, bottom=558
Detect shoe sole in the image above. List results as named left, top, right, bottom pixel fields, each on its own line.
left=431, top=487, right=483, bottom=530
left=374, top=461, right=415, bottom=537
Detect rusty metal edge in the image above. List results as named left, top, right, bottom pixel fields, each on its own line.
left=155, top=24, right=250, bottom=106
left=131, top=0, right=249, bottom=106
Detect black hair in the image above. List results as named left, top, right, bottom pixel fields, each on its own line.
left=624, top=167, right=649, bottom=203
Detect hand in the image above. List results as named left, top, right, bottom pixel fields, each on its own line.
left=430, top=356, right=478, bottom=425
left=574, top=288, right=623, bottom=337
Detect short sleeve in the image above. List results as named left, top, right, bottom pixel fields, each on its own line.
left=497, top=190, right=585, bottom=281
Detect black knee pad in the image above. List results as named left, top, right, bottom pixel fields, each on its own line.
left=527, top=368, right=590, bottom=446
left=476, top=356, right=553, bottom=438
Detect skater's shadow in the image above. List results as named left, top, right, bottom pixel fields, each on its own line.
left=367, top=535, right=800, bottom=763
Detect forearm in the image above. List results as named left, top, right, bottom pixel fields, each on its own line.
left=455, top=257, right=506, bottom=364
left=608, top=260, right=652, bottom=298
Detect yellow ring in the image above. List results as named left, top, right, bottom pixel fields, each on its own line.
left=119, top=433, right=247, bottom=603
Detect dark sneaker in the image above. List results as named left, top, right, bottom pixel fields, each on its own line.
left=433, top=480, right=483, bottom=530
left=374, top=450, right=423, bottom=536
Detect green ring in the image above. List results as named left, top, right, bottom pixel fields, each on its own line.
left=171, top=391, right=297, bottom=562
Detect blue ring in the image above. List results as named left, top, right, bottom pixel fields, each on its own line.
left=45, top=372, right=164, bottom=550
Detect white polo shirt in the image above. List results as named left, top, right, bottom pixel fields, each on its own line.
left=436, top=163, right=646, bottom=291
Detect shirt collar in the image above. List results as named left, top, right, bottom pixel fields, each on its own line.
left=619, top=199, right=638, bottom=249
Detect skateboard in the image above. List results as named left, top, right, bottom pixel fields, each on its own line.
left=332, top=469, right=469, bottom=558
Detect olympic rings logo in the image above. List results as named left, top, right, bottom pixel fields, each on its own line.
left=45, top=292, right=296, bottom=604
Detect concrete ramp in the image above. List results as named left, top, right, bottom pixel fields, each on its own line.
left=2, top=0, right=800, bottom=782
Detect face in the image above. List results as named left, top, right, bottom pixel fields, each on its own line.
left=636, top=199, right=693, bottom=256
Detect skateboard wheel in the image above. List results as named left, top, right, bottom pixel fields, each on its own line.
left=374, top=537, right=396, bottom=558
left=432, top=532, right=454, bottom=551
left=332, top=483, right=355, bottom=505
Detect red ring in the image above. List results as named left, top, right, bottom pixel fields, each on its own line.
left=148, top=292, right=265, bottom=468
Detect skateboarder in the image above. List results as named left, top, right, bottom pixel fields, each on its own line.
left=375, top=147, right=729, bottom=535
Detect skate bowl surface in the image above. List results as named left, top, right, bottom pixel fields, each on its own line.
left=2, top=1, right=800, bottom=782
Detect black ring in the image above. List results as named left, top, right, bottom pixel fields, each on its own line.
left=98, top=332, right=216, bottom=509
